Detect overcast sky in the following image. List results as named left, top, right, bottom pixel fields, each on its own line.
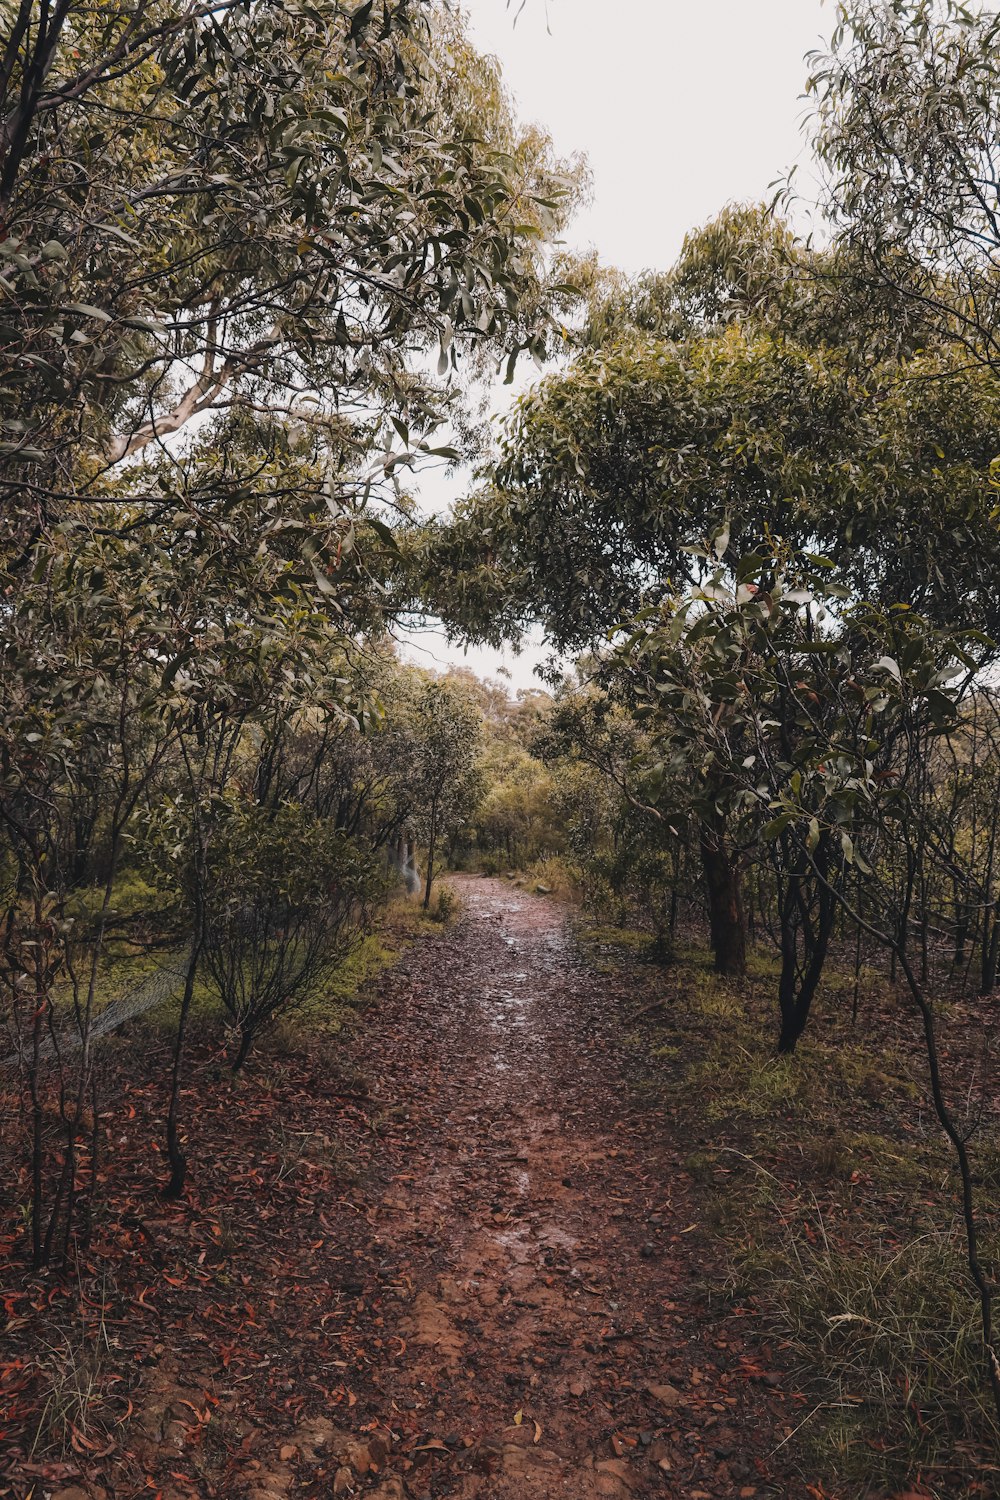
left=399, top=0, right=833, bottom=690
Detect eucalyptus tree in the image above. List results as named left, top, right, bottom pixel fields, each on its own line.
left=119, top=435, right=375, bottom=1196
left=420, top=203, right=1000, bottom=972
left=808, top=0, right=1000, bottom=374
left=0, top=0, right=584, bottom=1225
left=0, top=424, right=375, bottom=1229
left=428, top=220, right=1000, bottom=650
left=621, top=535, right=1000, bottom=1423
left=611, top=541, right=921, bottom=1043
left=524, top=682, right=684, bottom=938
left=408, top=674, right=484, bottom=908
left=0, top=515, right=184, bottom=1263
left=0, top=0, right=581, bottom=530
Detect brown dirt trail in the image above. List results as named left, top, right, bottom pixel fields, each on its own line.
left=349, top=876, right=799, bottom=1499
left=2, top=876, right=803, bottom=1500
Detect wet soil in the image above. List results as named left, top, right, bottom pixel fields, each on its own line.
left=2, top=877, right=805, bottom=1500
left=344, top=877, right=800, bottom=1498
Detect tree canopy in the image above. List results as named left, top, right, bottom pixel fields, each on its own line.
left=422, top=206, right=1000, bottom=650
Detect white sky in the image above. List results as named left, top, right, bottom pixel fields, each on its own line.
left=399, top=0, right=832, bottom=691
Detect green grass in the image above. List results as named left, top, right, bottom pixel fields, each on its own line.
left=769, top=1231, right=1000, bottom=1493
left=578, top=922, right=655, bottom=951
left=588, top=925, right=1000, bottom=1495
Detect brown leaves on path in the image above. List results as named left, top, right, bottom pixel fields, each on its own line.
left=2, top=877, right=805, bottom=1498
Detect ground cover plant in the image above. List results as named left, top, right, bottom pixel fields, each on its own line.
left=576, top=920, right=1000, bottom=1494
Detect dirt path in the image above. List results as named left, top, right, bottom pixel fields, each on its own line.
left=5, top=877, right=805, bottom=1500
left=347, top=876, right=798, bottom=1499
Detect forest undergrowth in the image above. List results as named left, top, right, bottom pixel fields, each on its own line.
left=579, top=917, right=1000, bottom=1496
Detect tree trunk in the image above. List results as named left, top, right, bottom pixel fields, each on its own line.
left=981, top=904, right=1000, bottom=996
left=776, top=909, right=835, bottom=1054
left=29, top=959, right=44, bottom=1269
left=231, top=1022, right=253, bottom=1073
left=423, top=798, right=438, bottom=911
left=953, top=884, right=969, bottom=968
left=775, top=850, right=837, bottom=1055
left=699, top=828, right=746, bottom=978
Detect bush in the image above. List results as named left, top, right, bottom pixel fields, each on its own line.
left=428, top=885, right=459, bottom=924
left=200, top=804, right=384, bottom=1067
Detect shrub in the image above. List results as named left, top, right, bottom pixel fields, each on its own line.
left=200, top=805, right=384, bottom=1068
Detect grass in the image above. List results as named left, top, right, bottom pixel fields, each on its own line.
left=522, top=855, right=581, bottom=901
left=769, top=1229, right=1000, bottom=1492
left=28, top=1280, right=114, bottom=1459
left=581, top=917, right=1000, bottom=1496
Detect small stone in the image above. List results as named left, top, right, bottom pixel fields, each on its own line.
left=595, top=1458, right=640, bottom=1493
left=368, top=1430, right=392, bottom=1465
left=332, top=1467, right=354, bottom=1498
left=340, top=1438, right=372, bottom=1473
left=645, top=1381, right=682, bottom=1410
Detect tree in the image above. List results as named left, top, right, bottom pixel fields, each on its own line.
left=807, top=0, right=1000, bottom=374
left=473, top=740, right=562, bottom=870
left=0, top=521, right=181, bottom=1264
left=613, top=527, right=1000, bottom=1036
left=1, top=0, right=582, bottom=530
left=409, top=676, right=483, bottom=908
left=422, top=212, right=1000, bottom=656
left=0, top=0, right=585, bottom=1225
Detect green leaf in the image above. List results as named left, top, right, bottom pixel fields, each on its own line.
left=64, top=303, right=112, bottom=322
left=349, top=0, right=375, bottom=38
left=365, top=516, right=400, bottom=553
